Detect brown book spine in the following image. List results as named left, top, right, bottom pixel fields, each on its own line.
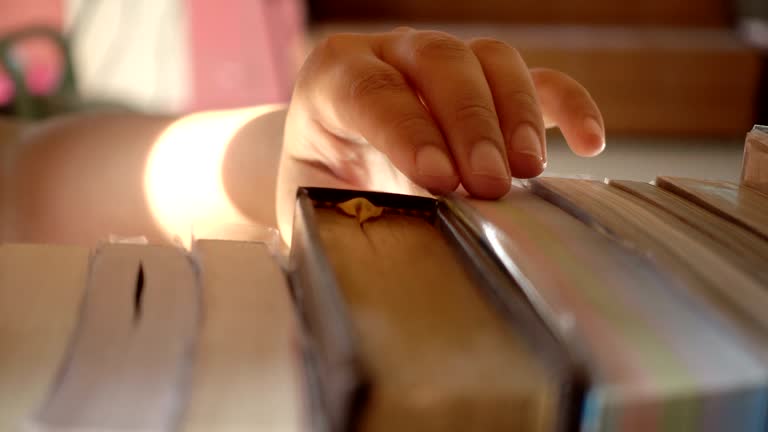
left=288, top=188, right=369, bottom=432
left=288, top=186, right=583, bottom=432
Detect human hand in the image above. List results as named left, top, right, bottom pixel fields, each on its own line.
left=276, top=28, right=605, bottom=241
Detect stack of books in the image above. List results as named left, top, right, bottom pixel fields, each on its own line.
left=2, top=127, right=768, bottom=431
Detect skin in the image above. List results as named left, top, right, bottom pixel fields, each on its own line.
left=277, top=29, right=604, bottom=244
left=1, top=28, right=604, bottom=249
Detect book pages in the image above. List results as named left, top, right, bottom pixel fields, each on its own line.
left=0, top=245, right=90, bottom=431
left=182, top=240, right=304, bottom=432
left=532, top=178, right=768, bottom=335
left=610, top=179, right=768, bottom=281
left=657, top=176, right=768, bottom=240
left=462, top=186, right=768, bottom=432
left=31, top=244, right=199, bottom=431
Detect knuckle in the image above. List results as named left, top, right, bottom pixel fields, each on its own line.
left=408, top=31, right=469, bottom=62
left=561, top=85, right=585, bottom=106
left=384, top=113, right=439, bottom=155
left=500, top=91, right=544, bottom=134
left=469, top=38, right=514, bottom=56
left=347, top=66, right=407, bottom=100
left=506, top=91, right=540, bottom=114
left=301, top=34, right=354, bottom=79
left=453, top=101, right=497, bottom=125
left=391, top=113, right=433, bottom=135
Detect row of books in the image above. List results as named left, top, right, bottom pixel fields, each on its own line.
left=1, top=129, right=768, bottom=431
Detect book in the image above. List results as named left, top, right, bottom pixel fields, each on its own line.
left=31, top=244, right=199, bottom=431
left=741, top=125, right=768, bottom=194
left=446, top=186, right=768, bottom=431
left=3, top=130, right=768, bottom=431
left=182, top=240, right=304, bottom=432
left=529, top=177, right=768, bottom=335
left=609, top=179, right=768, bottom=278
left=0, top=244, right=90, bottom=432
left=655, top=176, right=768, bottom=241
left=289, top=188, right=580, bottom=432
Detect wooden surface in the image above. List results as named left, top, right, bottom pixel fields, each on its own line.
left=307, top=0, right=732, bottom=26
left=315, top=208, right=554, bottom=431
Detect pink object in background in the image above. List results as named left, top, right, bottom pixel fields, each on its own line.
left=25, top=61, right=60, bottom=95
left=0, top=0, right=62, bottom=105
left=185, top=0, right=305, bottom=112
left=0, top=75, right=13, bottom=104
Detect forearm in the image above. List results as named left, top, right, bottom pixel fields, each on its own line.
left=3, top=106, right=286, bottom=248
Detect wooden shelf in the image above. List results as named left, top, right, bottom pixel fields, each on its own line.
left=307, top=0, right=734, bottom=27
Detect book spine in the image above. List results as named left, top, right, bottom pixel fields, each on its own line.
left=287, top=188, right=367, bottom=432
left=437, top=195, right=588, bottom=432
left=289, top=186, right=582, bottom=432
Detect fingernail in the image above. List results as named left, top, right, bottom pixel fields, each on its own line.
left=510, top=124, right=543, bottom=161
left=470, top=141, right=509, bottom=179
left=584, top=117, right=605, bottom=151
left=416, top=146, right=455, bottom=178
left=584, top=117, right=602, bottom=137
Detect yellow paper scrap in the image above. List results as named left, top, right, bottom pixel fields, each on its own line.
left=337, top=198, right=384, bottom=224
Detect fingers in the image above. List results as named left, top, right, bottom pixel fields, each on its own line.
left=308, top=36, right=459, bottom=194
left=468, top=38, right=546, bottom=179
left=295, top=31, right=606, bottom=204
left=379, top=30, right=511, bottom=199
left=531, top=68, right=605, bottom=157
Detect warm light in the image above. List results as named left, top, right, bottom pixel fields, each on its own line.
left=144, top=105, right=284, bottom=248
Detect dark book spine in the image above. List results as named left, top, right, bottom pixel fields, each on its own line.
left=288, top=186, right=583, bottom=432
left=287, top=188, right=366, bottom=432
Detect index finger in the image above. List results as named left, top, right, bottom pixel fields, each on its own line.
left=378, top=30, right=512, bottom=199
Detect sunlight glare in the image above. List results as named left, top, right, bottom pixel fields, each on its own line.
left=144, top=105, right=283, bottom=248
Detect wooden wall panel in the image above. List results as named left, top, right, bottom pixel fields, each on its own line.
left=307, top=0, right=733, bottom=27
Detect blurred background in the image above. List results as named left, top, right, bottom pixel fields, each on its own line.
left=1, top=0, right=766, bottom=181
